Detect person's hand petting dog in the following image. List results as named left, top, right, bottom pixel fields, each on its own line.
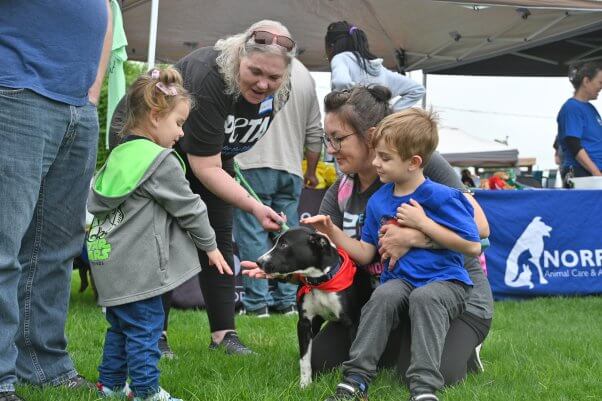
left=207, top=249, right=233, bottom=275
left=300, top=214, right=336, bottom=237
left=396, top=199, right=429, bottom=230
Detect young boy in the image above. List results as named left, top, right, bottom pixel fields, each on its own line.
left=303, top=108, right=481, bottom=401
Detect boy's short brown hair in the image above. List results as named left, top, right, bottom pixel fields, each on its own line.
left=370, top=108, right=439, bottom=166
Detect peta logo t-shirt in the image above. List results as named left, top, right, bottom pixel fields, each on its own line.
left=175, top=47, right=279, bottom=159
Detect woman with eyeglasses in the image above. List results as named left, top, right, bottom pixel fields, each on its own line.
left=325, top=21, right=425, bottom=111
left=244, top=86, right=492, bottom=395
left=165, top=20, right=296, bottom=355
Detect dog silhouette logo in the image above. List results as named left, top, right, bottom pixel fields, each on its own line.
left=505, top=216, right=552, bottom=289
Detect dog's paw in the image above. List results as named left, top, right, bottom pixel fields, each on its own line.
left=299, top=376, right=312, bottom=389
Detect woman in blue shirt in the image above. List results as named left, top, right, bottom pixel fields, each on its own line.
left=557, top=62, right=602, bottom=185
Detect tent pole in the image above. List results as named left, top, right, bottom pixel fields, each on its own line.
left=147, top=0, right=159, bottom=69
left=422, top=72, right=427, bottom=109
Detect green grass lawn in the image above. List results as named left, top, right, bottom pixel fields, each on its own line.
left=15, top=275, right=602, bottom=401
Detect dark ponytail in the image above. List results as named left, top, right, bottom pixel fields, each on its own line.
left=325, top=21, right=377, bottom=73
left=324, top=85, right=392, bottom=141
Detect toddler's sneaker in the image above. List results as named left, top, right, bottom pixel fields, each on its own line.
left=96, top=382, right=133, bottom=398
left=158, top=332, right=175, bottom=360
left=133, top=387, right=182, bottom=401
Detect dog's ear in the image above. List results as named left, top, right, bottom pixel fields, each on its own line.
left=308, top=232, right=330, bottom=249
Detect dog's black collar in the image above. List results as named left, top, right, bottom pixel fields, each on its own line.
left=304, top=256, right=342, bottom=286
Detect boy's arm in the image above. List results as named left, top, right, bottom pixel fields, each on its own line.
left=144, top=153, right=217, bottom=252
left=301, top=215, right=377, bottom=265
left=397, top=199, right=481, bottom=257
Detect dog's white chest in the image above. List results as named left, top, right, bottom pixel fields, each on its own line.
left=302, top=290, right=343, bottom=321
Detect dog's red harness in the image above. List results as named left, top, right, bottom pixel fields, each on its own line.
left=296, top=248, right=356, bottom=302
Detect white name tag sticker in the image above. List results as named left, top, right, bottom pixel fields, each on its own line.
left=259, top=96, right=273, bottom=115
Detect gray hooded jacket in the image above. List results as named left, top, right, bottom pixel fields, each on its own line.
left=330, top=51, right=425, bottom=111
left=87, top=138, right=217, bottom=307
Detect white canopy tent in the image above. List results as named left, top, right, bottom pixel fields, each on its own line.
left=122, top=0, right=602, bottom=75
left=437, top=126, right=519, bottom=167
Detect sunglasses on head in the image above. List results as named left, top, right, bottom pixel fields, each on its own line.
left=251, top=30, right=295, bottom=52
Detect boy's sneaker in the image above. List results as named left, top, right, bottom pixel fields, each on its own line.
left=133, top=387, right=182, bottom=401
left=208, top=331, right=255, bottom=355
left=0, top=392, right=25, bottom=401
left=97, top=382, right=133, bottom=398
left=324, top=378, right=369, bottom=401
left=408, top=394, right=439, bottom=401
left=158, top=332, right=175, bottom=359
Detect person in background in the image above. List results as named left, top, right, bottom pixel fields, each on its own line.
left=325, top=20, right=425, bottom=111
left=461, top=169, right=476, bottom=188
left=89, top=67, right=231, bottom=401
left=0, top=2, right=112, bottom=399
left=557, top=61, right=602, bottom=187
left=234, top=58, right=323, bottom=317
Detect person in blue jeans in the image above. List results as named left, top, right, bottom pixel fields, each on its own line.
left=303, top=108, right=481, bottom=401
left=88, top=68, right=231, bottom=401
left=0, top=2, right=112, bottom=400
left=233, top=58, right=322, bottom=317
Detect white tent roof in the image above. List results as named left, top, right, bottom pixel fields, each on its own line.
left=121, top=0, right=602, bottom=75
left=437, top=126, right=519, bottom=166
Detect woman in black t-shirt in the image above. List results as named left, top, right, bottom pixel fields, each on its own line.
left=173, top=20, right=296, bottom=355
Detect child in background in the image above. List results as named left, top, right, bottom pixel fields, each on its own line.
left=87, top=67, right=232, bottom=401
left=303, top=108, right=481, bottom=401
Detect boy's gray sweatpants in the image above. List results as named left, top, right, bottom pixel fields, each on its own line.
left=342, top=279, right=469, bottom=395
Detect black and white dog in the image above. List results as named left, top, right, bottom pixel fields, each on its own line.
left=257, top=226, right=368, bottom=388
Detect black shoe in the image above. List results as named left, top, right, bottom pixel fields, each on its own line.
left=61, top=374, right=96, bottom=390
left=409, top=393, right=439, bottom=401
left=208, top=331, right=255, bottom=355
left=276, top=304, right=298, bottom=316
left=467, top=343, right=484, bottom=373
left=159, top=332, right=175, bottom=359
left=242, top=305, right=269, bottom=318
left=0, top=392, right=25, bottom=401
left=324, top=379, right=369, bottom=401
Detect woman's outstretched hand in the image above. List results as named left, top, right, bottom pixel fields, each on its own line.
left=253, top=203, right=286, bottom=232
left=240, top=260, right=269, bottom=279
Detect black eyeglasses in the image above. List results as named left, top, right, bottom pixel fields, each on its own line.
left=251, top=30, right=296, bottom=52
left=322, top=133, right=355, bottom=151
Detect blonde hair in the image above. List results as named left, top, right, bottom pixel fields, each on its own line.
left=120, top=67, right=191, bottom=136
left=371, top=108, right=439, bottom=166
left=214, top=19, right=295, bottom=111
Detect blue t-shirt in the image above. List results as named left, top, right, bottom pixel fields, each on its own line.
left=557, top=98, right=602, bottom=170
left=0, top=1, right=108, bottom=106
left=361, top=178, right=478, bottom=287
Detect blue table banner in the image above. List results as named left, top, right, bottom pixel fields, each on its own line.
left=474, top=189, right=602, bottom=299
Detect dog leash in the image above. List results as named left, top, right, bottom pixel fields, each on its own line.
left=234, top=161, right=290, bottom=232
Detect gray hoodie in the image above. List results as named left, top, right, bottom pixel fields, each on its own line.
left=87, top=138, right=217, bottom=307
left=330, top=51, right=425, bottom=111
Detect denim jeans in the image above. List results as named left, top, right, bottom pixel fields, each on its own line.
left=0, top=88, right=98, bottom=391
left=99, top=296, right=164, bottom=398
left=233, top=168, right=301, bottom=311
